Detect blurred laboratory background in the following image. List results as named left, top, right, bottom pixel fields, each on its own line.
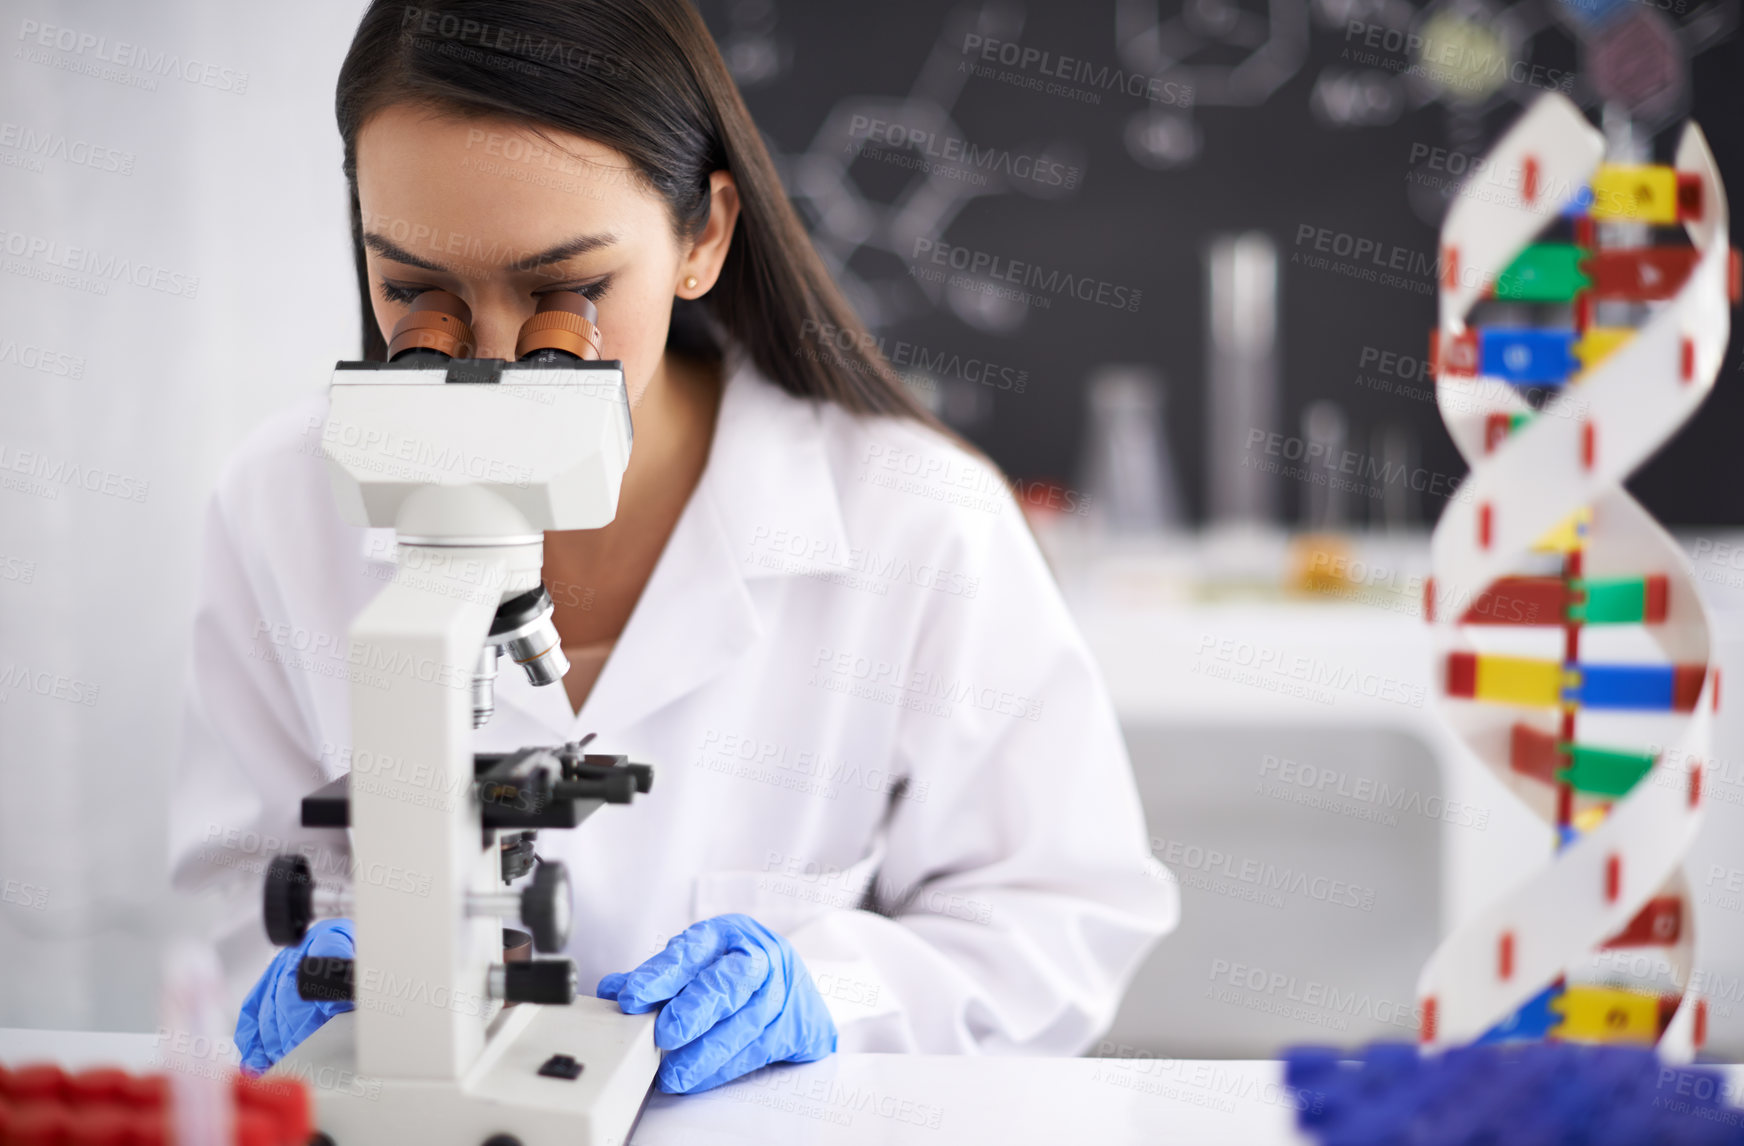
left=4, top=0, right=1744, bottom=1060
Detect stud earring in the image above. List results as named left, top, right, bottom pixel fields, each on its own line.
left=683, top=275, right=699, bottom=292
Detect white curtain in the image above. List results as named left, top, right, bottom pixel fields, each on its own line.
left=0, top=0, right=368, bottom=1030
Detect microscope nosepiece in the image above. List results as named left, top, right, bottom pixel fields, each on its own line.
left=489, top=585, right=570, bottom=686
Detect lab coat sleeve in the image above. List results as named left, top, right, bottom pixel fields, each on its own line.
left=166, top=472, right=339, bottom=1008
left=782, top=490, right=1178, bottom=1055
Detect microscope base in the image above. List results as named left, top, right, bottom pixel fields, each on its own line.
left=272, top=997, right=660, bottom=1146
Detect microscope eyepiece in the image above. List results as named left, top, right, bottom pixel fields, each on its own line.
left=515, top=290, right=603, bottom=362
left=387, top=289, right=477, bottom=361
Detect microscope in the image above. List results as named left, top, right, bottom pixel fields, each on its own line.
left=260, top=290, right=660, bottom=1144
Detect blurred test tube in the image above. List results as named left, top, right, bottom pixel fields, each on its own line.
left=1301, top=399, right=1348, bottom=532
left=1081, top=365, right=1184, bottom=534
left=1205, top=232, right=1281, bottom=528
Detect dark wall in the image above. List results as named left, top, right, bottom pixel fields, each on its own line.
left=696, top=0, right=1744, bottom=525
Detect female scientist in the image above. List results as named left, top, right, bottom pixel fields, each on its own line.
left=168, top=0, right=1176, bottom=1095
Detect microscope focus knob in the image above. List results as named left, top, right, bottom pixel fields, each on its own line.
left=264, top=854, right=314, bottom=946
left=522, top=861, right=573, bottom=954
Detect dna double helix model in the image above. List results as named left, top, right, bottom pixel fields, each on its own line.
left=1417, top=93, right=1738, bottom=1058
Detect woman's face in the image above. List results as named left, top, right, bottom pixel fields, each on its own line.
left=354, top=103, right=738, bottom=403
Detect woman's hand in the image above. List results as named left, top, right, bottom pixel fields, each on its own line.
left=597, top=913, right=837, bottom=1093
left=235, top=919, right=356, bottom=1072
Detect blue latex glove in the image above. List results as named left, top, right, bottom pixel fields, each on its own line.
left=597, top=913, right=837, bottom=1093
left=236, top=918, right=356, bottom=1072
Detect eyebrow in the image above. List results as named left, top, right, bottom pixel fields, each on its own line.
left=363, top=231, right=618, bottom=274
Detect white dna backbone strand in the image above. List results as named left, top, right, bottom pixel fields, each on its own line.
left=1416, top=92, right=1737, bottom=1059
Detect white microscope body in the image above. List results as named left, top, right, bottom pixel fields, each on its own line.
left=267, top=354, right=660, bottom=1146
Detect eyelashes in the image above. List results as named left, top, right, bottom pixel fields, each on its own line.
left=376, top=279, right=425, bottom=306
left=375, top=276, right=614, bottom=307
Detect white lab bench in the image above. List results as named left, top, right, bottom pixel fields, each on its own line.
left=0, top=1028, right=1306, bottom=1145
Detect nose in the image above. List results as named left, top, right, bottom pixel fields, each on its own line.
left=471, top=286, right=562, bottom=361
left=463, top=297, right=526, bottom=360
left=470, top=318, right=523, bottom=362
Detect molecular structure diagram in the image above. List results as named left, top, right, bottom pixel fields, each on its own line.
left=710, top=0, right=1090, bottom=345
left=1113, top=0, right=1310, bottom=168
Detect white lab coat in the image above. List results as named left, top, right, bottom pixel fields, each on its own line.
left=168, top=345, right=1178, bottom=1055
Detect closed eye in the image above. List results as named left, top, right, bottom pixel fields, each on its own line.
left=539, top=274, right=613, bottom=305
left=376, top=278, right=426, bottom=306
left=376, top=275, right=614, bottom=307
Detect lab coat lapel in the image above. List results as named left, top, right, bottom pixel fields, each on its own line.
left=571, top=473, right=760, bottom=735
left=492, top=351, right=848, bottom=740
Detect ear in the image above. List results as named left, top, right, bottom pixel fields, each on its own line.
left=675, top=170, right=740, bottom=298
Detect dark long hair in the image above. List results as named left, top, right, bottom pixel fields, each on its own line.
left=335, top=0, right=938, bottom=424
